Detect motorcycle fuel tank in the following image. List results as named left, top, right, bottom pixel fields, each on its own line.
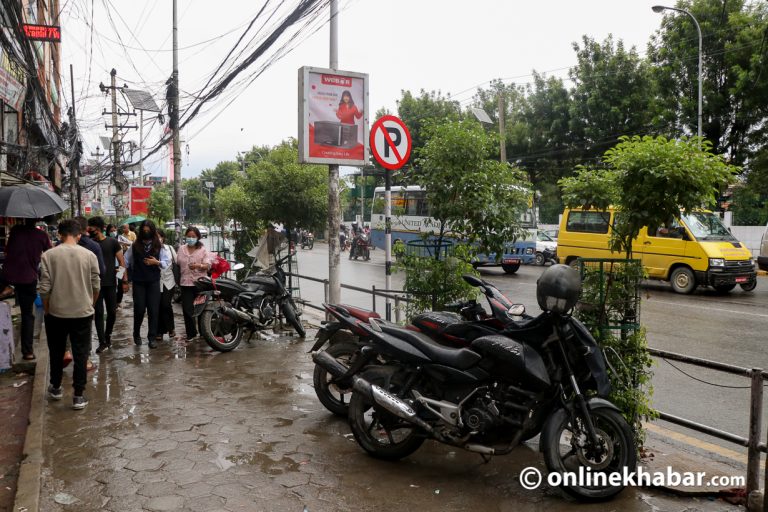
left=471, top=335, right=551, bottom=390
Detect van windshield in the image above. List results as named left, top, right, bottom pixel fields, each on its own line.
left=681, top=212, right=736, bottom=242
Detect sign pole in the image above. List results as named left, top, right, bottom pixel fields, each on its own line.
left=385, top=171, right=392, bottom=321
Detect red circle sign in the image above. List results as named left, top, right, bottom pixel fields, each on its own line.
left=370, top=115, right=412, bottom=170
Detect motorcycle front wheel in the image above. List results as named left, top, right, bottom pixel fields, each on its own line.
left=542, top=407, right=636, bottom=501
left=281, top=300, right=306, bottom=338
left=201, top=305, right=244, bottom=352
left=348, top=382, right=424, bottom=461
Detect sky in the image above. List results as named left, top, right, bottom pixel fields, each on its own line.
left=60, top=0, right=670, bottom=180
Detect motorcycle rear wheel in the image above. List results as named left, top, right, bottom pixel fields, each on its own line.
left=201, top=306, right=244, bottom=352
left=542, top=407, right=636, bottom=501
left=349, top=386, right=424, bottom=460
left=313, top=341, right=358, bottom=416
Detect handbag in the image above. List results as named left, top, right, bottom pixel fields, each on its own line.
left=170, top=246, right=181, bottom=285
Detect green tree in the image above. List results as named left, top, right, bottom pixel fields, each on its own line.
left=414, top=119, right=529, bottom=258
left=729, top=185, right=768, bottom=225
left=147, top=186, right=174, bottom=223
left=214, top=183, right=258, bottom=228
left=648, top=0, right=768, bottom=166
left=396, top=89, right=462, bottom=158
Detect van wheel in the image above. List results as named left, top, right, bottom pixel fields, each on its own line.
left=740, top=280, right=757, bottom=292
left=502, top=263, right=520, bottom=274
left=567, top=258, right=580, bottom=270
left=670, top=267, right=697, bottom=294
left=534, top=252, right=545, bottom=266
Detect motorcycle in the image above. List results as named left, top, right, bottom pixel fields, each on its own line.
left=300, top=231, right=315, bottom=250
left=349, top=232, right=371, bottom=260
left=339, top=232, right=348, bottom=252
left=193, top=254, right=305, bottom=352
left=310, top=276, right=541, bottom=416
left=314, top=265, right=635, bottom=501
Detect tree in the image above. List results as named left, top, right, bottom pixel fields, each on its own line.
left=199, top=161, right=239, bottom=190
left=214, top=183, right=258, bottom=228
left=147, top=186, right=174, bottom=223
left=396, top=89, right=462, bottom=158
left=560, top=135, right=738, bottom=255
left=414, top=119, right=529, bottom=258
left=648, top=0, right=768, bottom=167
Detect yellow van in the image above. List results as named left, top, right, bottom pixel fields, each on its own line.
left=557, top=208, right=756, bottom=294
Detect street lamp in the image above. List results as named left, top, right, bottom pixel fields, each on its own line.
left=653, top=5, right=703, bottom=147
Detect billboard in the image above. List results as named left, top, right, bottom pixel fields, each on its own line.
left=129, top=186, right=152, bottom=216
left=298, top=66, right=369, bottom=166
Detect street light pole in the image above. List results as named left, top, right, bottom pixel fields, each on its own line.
left=653, top=5, right=702, bottom=148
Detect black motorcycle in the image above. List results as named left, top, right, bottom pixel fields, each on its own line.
left=535, top=247, right=558, bottom=266
left=349, top=232, right=371, bottom=260
left=300, top=231, right=315, bottom=250
left=313, top=265, right=635, bottom=501
left=194, top=254, right=305, bottom=351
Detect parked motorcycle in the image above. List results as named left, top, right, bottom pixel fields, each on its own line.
left=300, top=231, right=315, bottom=250
left=349, top=232, right=371, bottom=260
left=194, top=254, right=305, bottom=351
left=314, top=265, right=635, bottom=501
left=535, top=247, right=558, bottom=266
left=310, top=276, right=539, bottom=416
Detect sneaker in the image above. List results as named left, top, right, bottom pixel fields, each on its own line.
left=133, top=337, right=142, bottom=346
left=148, top=339, right=157, bottom=349
left=72, top=395, right=89, bottom=410
left=48, top=385, right=63, bottom=400
left=95, top=343, right=110, bottom=354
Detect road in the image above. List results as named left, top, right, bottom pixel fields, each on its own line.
left=292, top=243, right=768, bottom=461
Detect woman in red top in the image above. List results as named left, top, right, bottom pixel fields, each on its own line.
left=335, top=90, right=363, bottom=125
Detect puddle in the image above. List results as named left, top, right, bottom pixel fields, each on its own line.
left=225, top=452, right=300, bottom=475
left=272, top=418, right=294, bottom=428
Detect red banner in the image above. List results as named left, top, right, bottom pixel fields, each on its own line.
left=129, top=186, right=152, bottom=216
left=22, top=24, right=61, bottom=42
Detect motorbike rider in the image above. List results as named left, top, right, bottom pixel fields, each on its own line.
left=339, top=225, right=348, bottom=252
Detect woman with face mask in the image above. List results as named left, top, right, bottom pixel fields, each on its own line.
left=176, top=226, right=212, bottom=340
left=123, top=220, right=171, bottom=348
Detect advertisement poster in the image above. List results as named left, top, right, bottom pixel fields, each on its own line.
left=298, top=66, right=369, bottom=166
left=129, top=186, right=152, bottom=216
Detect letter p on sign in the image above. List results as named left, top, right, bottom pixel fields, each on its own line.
left=370, top=116, right=412, bottom=170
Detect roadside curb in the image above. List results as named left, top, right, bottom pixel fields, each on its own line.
left=301, top=306, right=325, bottom=328
left=13, top=334, right=48, bottom=512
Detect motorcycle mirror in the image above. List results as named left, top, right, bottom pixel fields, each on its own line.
left=231, top=263, right=245, bottom=271
left=508, top=304, right=526, bottom=316
left=462, top=274, right=484, bottom=288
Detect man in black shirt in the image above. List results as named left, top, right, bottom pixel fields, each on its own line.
left=87, top=217, right=127, bottom=353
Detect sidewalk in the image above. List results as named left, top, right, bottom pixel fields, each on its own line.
left=11, top=301, right=749, bottom=511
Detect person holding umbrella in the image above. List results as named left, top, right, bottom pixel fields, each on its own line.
left=1, top=218, right=51, bottom=360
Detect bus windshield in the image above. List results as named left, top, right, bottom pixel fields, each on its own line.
left=681, top=212, right=736, bottom=242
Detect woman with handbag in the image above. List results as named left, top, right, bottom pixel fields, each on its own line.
left=156, top=229, right=177, bottom=342
left=176, top=226, right=213, bottom=341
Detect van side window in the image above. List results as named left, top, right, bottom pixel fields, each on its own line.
left=649, top=219, right=684, bottom=239
left=566, top=211, right=610, bottom=234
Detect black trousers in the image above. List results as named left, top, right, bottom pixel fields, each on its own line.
left=94, top=286, right=117, bottom=345
left=158, top=285, right=176, bottom=336
left=116, top=283, right=124, bottom=304
left=13, top=282, right=38, bottom=356
left=46, top=314, right=92, bottom=395
left=132, top=281, right=160, bottom=341
left=180, top=286, right=198, bottom=338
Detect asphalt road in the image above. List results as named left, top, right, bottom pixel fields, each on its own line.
left=293, top=243, right=768, bottom=458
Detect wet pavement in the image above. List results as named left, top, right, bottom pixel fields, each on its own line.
left=37, top=295, right=743, bottom=512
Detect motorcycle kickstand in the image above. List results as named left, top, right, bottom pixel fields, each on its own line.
left=244, top=330, right=256, bottom=344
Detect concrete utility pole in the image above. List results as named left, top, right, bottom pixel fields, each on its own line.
left=68, top=64, right=82, bottom=216
left=172, top=0, right=182, bottom=233
left=498, top=92, right=506, bottom=163
left=110, top=68, right=119, bottom=208
left=327, top=0, right=341, bottom=304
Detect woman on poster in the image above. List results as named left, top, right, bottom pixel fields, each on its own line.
left=335, top=90, right=363, bottom=125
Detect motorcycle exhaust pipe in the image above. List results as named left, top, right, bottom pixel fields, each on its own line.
left=311, top=350, right=349, bottom=379
left=221, top=306, right=251, bottom=323
left=352, top=377, right=433, bottom=434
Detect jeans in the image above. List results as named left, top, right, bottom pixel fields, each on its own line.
left=158, top=285, right=176, bottom=336
left=132, top=281, right=160, bottom=341
left=13, top=282, right=37, bottom=356
left=94, top=286, right=117, bottom=345
left=180, top=286, right=198, bottom=338
left=45, top=314, right=92, bottom=395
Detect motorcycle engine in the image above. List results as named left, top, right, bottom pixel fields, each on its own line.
left=461, top=398, right=502, bottom=433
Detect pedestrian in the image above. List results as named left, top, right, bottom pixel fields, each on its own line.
left=124, top=220, right=170, bottom=348
left=87, top=217, right=127, bottom=353
left=106, top=224, right=118, bottom=239
left=0, top=218, right=51, bottom=360
left=156, top=229, right=177, bottom=342
left=121, top=223, right=136, bottom=243
left=74, top=217, right=106, bottom=370
left=114, top=224, right=130, bottom=308
left=39, top=219, right=100, bottom=410
left=176, top=226, right=212, bottom=340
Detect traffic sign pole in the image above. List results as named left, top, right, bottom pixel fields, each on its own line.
left=385, top=171, right=392, bottom=321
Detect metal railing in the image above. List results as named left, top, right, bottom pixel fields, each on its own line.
left=648, top=347, right=767, bottom=507
left=287, top=272, right=413, bottom=322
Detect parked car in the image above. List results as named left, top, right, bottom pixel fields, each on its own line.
left=195, top=226, right=209, bottom=238
left=543, top=228, right=559, bottom=241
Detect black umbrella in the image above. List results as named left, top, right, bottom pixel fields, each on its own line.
left=0, top=184, right=69, bottom=218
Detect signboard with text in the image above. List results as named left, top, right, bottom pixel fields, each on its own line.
left=22, top=24, right=61, bottom=42
left=129, top=186, right=152, bottom=216
left=298, top=66, right=369, bottom=166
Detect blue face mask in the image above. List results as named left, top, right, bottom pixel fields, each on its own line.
left=185, top=237, right=198, bottom=246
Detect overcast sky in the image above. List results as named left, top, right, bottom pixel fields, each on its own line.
left=61, top=0, right=668, bottom=180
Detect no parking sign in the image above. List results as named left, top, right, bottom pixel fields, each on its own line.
left=370, top=116, right=411, bottom=170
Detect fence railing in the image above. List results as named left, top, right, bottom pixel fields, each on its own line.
left=289, top=271, right=768, bottom=506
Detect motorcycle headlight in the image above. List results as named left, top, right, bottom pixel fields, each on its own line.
left=709, top=258, right=725, bottom=268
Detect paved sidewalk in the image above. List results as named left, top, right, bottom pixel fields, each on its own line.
left=32, top=304, right=745, bottom=512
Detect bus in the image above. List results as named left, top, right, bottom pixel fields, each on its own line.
left=369, top=186, right=538, bottom=273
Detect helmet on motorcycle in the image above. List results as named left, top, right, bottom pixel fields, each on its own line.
left=536, top=264, right=581, bottom=314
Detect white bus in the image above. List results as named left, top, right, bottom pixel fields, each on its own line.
left=369, top=186, right=538, bottom=273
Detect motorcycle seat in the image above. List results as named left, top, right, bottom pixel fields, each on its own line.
left=340, top=304, right=381, bottom=322
left=380, top=324, right=481, bottom=370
